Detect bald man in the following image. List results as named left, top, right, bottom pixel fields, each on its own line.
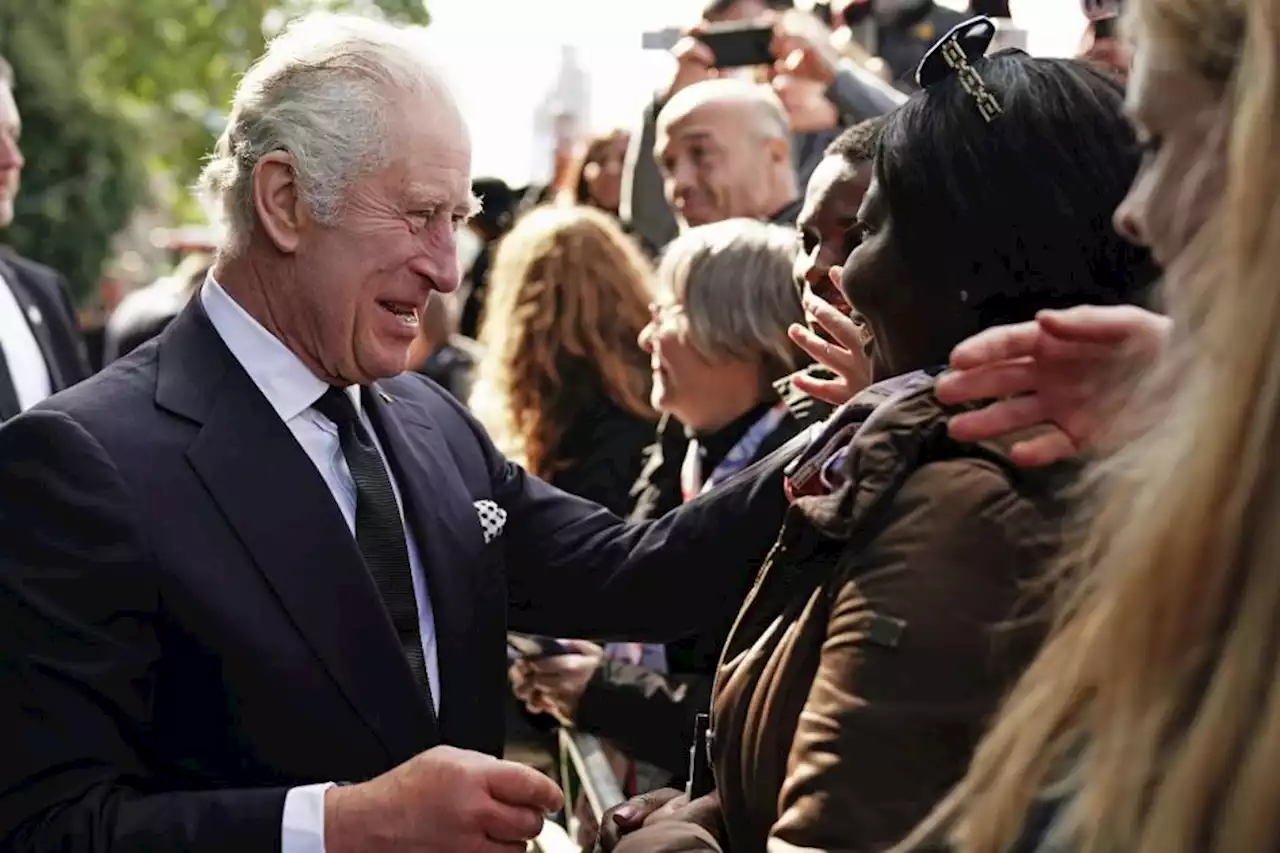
left=655, top=79, right=802, bottom=229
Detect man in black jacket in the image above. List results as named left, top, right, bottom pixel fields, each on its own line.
left=0, top=15, right=795, bottom=853
left=0, top=54, right=90, bottom=420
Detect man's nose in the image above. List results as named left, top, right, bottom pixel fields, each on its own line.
left=0, top=133, right=23, bottom=171
left=413, top=229, right=462, bottom=293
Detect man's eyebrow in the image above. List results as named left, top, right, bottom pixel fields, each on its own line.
left=405, top=185, right=482, bottom=219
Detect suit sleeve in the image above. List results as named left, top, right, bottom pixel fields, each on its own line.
left=429, top=380, right=801, bottom=645
left=498, top=433, right=799, bottom=645
left=766, top=461, right=1051, bottom=853
left=52, top=270, right=92, bottom=382
left=0, top=411, right=288, bottom=853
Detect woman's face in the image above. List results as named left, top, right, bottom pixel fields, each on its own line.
left=1113, top=32, right=1225, bottom=271
left=838, top=176, right=917, bottom=380
left=794, top=154, right=871, bottom=330
left=637, top=298, right=760, bottom=430
left=584, top=133, right=630, bottom=213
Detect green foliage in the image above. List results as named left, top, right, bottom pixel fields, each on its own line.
left=0, top=0, right=429, bottom=303
left=0, top=0, right=145, bottom=302
left=69, top=0, right=431, bottom=213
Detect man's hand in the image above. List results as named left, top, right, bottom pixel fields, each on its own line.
left=772, top=10, right=841, bottom=88
left=325, top=745, right=564, bottom=853
left=937, top=305, right=1171, bottom=468
left=509, top=639, right=604, bottom=726
left=665, top=33, right=717, bottom=102
left=772, top=74, right=840, bottom=132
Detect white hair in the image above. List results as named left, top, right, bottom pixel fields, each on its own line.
left=656, top=218, right=804, bottom=380
left=657, top=78, right=791, bottom=142
left=197, top=12, right=459, bottom=257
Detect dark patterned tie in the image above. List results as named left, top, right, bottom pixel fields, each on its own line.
left=313, top=386, right=434, bottom=713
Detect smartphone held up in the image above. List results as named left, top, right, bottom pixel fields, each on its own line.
left=695, top=21, right=776, bottom=69
left=507, top=633, right=572, bottom=662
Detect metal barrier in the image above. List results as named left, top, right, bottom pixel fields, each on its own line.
left=532, top=818, right=579, bottom=853
left=557, top=728, right=626, bottom=842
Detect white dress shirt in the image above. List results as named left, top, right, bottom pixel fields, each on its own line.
left=200, top=279, right=439, bottom=853
left=0, top=269, right=52, bottom=411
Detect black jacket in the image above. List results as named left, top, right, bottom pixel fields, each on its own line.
left=0, top=298, right=798, bottom=852
left=0, top=248, right=90, bottom=420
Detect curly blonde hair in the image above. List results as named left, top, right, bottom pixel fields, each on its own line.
left=470, top=205, right=656, bottom=477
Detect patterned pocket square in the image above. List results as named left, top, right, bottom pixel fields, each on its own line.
left=474, top=499, right=508, bottom=544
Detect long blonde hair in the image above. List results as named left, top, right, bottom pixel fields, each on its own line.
left=898, top=2, right=1280, bottom=852
left=469, top=205, right=656, bottom=477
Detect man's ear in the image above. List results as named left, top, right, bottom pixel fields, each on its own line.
left=252, top=151, right=308, bottom=254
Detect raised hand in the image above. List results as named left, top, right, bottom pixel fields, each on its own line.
left=788, top=268, right=872, bottom=406
left=937, top=305, right=1170, bottom=468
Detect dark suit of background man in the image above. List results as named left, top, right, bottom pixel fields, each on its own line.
left=0, top=14, right=794, bottom=853
left=0, top=55, right=90, bottom=421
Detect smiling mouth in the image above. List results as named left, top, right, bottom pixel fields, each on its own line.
left=378, top=300, right=420, bottom=327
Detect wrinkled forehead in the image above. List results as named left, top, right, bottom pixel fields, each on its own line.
left=387, top=89, right=476, bottom=210
left=657, top=102, right=750, bottom=152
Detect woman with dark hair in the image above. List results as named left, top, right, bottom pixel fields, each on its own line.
left=558, top=129, right=630, bottom=216
left=600, top=19, right=1156, bottom=853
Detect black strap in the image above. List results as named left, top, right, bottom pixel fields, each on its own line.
left=314, top=386, right=435, bottom=715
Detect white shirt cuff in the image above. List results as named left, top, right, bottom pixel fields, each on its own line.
left=282, top=782, right=336, bottom=853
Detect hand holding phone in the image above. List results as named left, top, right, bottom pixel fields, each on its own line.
left=696, top=21, right=777, bottom=69
left=506, top=633, right=571, bottom=661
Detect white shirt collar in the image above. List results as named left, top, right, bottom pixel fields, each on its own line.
left=200, top=276, right=360, bottom=423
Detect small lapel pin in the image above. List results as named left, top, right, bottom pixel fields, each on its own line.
left=378, top=389, right=393, bottom=403
left=26, top=304, right=42, bottom=326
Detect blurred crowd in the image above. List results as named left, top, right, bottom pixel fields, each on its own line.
left=7, top=0, right=1277, bottom=851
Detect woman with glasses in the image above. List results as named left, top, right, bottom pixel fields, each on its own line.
left=510, top=218, right=821, bottom=805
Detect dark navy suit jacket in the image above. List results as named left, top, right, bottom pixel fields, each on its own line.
left=0, top=299, right=794, bottom=852
left=0, top=248, right=91, bottom=419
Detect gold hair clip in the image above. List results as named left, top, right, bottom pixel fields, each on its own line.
left=917, top=16, right=1006, bottom=124
left=939, top=38, right=1004, bottom=123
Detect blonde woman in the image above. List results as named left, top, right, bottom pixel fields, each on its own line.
left=470, top=205, right=657, bottom=514
left=887, top=1, right=1280, bottom=852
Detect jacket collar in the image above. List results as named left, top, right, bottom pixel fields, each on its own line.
left=795, top=378, right=1066, bottom=540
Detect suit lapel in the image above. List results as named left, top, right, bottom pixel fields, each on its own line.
left=0, top=256, right=65, bottom=389
left=364, top=385, right=489, bottom=748
left=159, top=301, right=439, bottom=762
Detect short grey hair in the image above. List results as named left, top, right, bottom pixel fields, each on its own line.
left=197, top=13, right=459, bottom=257
left=0, top=54, right=12, bottom=87
left=656, top=219, right=804, bottom=380
left=657, top=78, right=790, bottom=143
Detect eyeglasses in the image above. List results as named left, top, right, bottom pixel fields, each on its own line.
left=648, top=301, right=686, bottom=327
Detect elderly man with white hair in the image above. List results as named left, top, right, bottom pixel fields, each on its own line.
left=0, top=14, right=794, bottom=853
left=656, top=79, right=804, bottom=230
